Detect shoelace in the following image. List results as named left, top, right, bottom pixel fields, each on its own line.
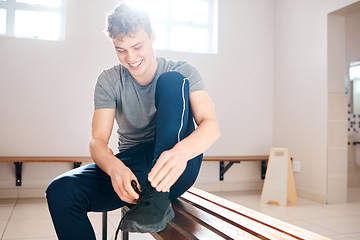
left=131, top=180, right=141, bottom=195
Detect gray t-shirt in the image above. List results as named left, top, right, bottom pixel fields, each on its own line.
left=94, top=57, right=205, bottom=151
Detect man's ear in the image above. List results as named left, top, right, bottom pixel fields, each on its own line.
left=151, top=30, right=156, bottom=43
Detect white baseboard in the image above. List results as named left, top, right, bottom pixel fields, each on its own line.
left=0, top=189, right=18, bottom=199
left=0, top=188, right=47, bottom=199
left=295, top=187, right=326, bottom=203
left=193, top=181, right=263, bottom=192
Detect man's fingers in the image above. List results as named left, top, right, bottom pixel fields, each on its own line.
left=113, top=180, right=139, bottom=204
left=148, top=150, right=188, bottom=192
left=155, top=168, right=179, bottom=192
left=148, top=156, right=166, bottom=182
left=120, top=194, right=137, bottom=204
left=124, top=180, right=140, bottom=200
left=149, top=161, right=172, bottom=188
left=114, top=186, right=134, bottom=204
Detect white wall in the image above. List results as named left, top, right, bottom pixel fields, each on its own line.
left=194, top=0, right=274, bottom=189
left=0, top=0, right=275, bottom=197
left=273, top=0, right=358, bottom=203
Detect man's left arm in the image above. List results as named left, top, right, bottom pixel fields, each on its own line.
left=148, top=90, right=220, bottom=192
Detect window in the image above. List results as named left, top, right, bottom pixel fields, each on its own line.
left=132, top=0, right=218, bottom=54
left=0, top=8, right=6, bottom=34
left=0, top=0, right=65, bottom=40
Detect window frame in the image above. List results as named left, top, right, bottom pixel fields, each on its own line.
left=137, top=0, right=218, bottom=54
left=0, top=0, right=66, bottom=40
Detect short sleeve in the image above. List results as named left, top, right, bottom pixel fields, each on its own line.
left=94, top=73, right=117, bottom=110
left=187, top=66, right=205, bottom=92
left=174, top=62, right=205, bottom=92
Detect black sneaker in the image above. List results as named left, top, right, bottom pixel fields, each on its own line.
left=118, top=181, right=175, bottom=233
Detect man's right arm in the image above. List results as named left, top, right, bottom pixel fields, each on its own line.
left=89, top=108, right=139, bottom=203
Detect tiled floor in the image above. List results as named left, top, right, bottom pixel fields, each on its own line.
left=213, top=187, right=360, bottom=240
left=0, top=188, right=359, bottom=240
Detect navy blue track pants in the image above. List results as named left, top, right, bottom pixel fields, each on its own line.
left=46, top=71, right=203, bottom=240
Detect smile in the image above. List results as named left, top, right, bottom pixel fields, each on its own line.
left=129, top=60, right=143, bottom=68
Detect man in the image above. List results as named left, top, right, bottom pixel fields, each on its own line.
left=46, top=3, right=219, bottom=239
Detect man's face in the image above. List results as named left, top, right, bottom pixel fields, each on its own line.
left=112, top=28, right=156, bottom=82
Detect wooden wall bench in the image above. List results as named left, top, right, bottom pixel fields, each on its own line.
left=0, top=156, right=93, bottom=186
left=202, top=156, right=269, bottom=181
left=0, top=156, right=268, bottom=185
left=117, top=187, right=330, bottom=240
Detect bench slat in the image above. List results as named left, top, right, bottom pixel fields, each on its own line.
left=186, top=188, right=331, bottom=240
left=173, top=198, right=262, bottom=240
left=172, top=205, right=231, bottom=239
left=0, top=156, right=92, bottom=162
left=181, top=191, right=300, bottom=240
left=1, top=156, right=266, bottom=162
left=151, top=220, right=199, bottom=240
left=203, top=156, right=268, bottom=162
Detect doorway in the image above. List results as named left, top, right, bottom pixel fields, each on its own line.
left=328, top=1, right=360, bottom=204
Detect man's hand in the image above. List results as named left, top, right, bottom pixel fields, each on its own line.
left=148, top=149, right=188, bottom=192
left=109, top=165, right=140, bottom=204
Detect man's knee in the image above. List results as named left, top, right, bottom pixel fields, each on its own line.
left=155, top=71, right=189, bottom=107
left=156, top=71, right=188, bottom=92
left=46, top=175, right=78, bottom=205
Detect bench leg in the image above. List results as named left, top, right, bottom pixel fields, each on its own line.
left=102, top=212, right=107, bottom=240
left=261, top=160, right=267, bottom=180
left=121, top=208, right=129, bottom=240
left=14, top=162, right=22, bottom=186
left=107, top=208, right=129, bottom=240
left=219, top=161, right=240, bottom=181
left=73, top=162, right=82, bottom=168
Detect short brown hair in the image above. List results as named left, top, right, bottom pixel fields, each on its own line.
left=106, top=3, right=152, bottom=39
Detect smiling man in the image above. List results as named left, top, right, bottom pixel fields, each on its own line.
left=46, top=3, right=219, bottom=239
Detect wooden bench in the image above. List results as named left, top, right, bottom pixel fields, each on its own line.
left=0, top=156, right=93, bottom=186
left=116, top=187, right=330, bottom=240
left=202, top=156, right=269, bottom=180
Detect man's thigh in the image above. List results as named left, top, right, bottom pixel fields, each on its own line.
left=56, top=163, right=126, bottom=212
